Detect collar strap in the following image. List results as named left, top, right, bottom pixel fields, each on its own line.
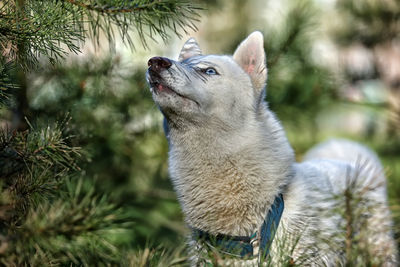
left=192, top=194, right=284, bottom=260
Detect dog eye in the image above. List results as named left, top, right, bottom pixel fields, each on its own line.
left=204, top=67, right=218, bottom=75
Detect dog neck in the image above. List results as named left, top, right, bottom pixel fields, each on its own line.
left=167, top=109, right=295, bottom=236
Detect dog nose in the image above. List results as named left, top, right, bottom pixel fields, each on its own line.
left=148, top=57, right=172, bottom=72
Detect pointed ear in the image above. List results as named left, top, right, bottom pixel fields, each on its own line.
left=178, top=38, right=202, bottom=61
left=233, top=31, right=267, bottom=92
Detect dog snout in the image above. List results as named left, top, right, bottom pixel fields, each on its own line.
left=148, top=57, right=172, bottom=72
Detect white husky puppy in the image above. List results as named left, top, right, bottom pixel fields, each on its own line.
left=146, top=32, right=398, bottom=266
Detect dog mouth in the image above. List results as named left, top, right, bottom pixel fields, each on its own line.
left=147, top=69, right=199, bottom=106
left=150, top=80, right=177, bottom=95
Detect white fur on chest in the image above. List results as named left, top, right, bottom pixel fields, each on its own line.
left=168, top=111, right=294, bottom=237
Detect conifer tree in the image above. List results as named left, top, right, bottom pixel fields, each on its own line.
left=1, top=0, right=200, bottom=129
left=0, top=0, right=201, bottom=265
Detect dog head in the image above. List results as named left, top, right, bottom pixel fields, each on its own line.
left=146, top=31, right=267, bottom=131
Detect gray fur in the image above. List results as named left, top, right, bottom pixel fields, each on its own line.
left=146, top=32, right=398, bottom=266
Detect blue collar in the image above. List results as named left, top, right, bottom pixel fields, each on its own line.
left=192, top=194, right=284, bottom=260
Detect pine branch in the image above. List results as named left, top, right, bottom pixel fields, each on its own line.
left=0, top=120, right=81, bottom=224
left=2, top=179, right=133, bottom=266
left=0, top=61, right=18, bottom=105
left=335, top=0, right=400, bottom=47
left=72, top=0, right=203, bottom=48
left=0, top=121, right=81, bottom=177
left=267, top=1, right=317, bottom=69
left=0, top=0, right=203, bottom=70
left=0, top=119, right=135, bottom=266
left=66, top=0, right=167, bottom=14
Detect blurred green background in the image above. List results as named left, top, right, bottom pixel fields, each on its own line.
left=1, top=0, right=399, bottom=265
